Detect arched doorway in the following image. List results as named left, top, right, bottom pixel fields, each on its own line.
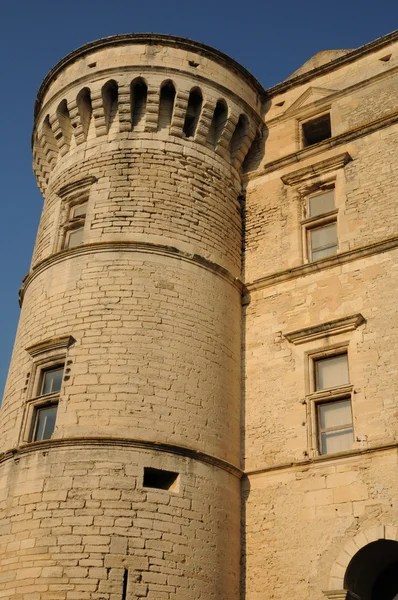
left=344, top=540, right=398, bottom=600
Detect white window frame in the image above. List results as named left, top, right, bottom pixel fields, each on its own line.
left=301, top=187, right=338, bottom=263
left=306, top=344, right=354, bottom=456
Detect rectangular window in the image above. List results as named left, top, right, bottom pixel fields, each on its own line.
left=311, top=352, right=353, bottom=455
left=314, top=353, right=349, bottom=390
left=39, top=365, right=64, bottom=395
left=302, top=114, right=331, bottom=147
left=303, top=189, right=338, bottom=263
left=308, top=189, right=335, bottom=217
left=318, top=399, right=353, bottom=455
left=63, top=201, right=87, bottom=249
left=309, top=222, right=338, bottom=261
left=32, top=404, right=58, bottom=441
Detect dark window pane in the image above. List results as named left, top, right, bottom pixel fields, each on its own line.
left=34, top=405, right=58, bottom=441
left=41, top=367, right=64, bottom=395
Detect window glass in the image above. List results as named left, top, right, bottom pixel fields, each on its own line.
left=66, top=227, right=84, bottom=248
left=309, top=190, right=335, bottom=217
left=321, top=428, right=353, bottom=454
left=71, top=203, right=87, bottom=218
left=33, top=405, right=58, bottom=441
left=315, top=354, right=349, bottom=390
left=41, top=366, right=64, bottom=395
left=310, top=223, right=337, bottom=261
left=319, top=399, right=352, bottom=428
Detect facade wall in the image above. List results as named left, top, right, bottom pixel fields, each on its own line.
left=242, top=33, right=398, bottom=600
left=0, top=444, right=240, bottom=600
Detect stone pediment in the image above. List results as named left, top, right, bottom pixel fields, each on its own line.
left=284, top=86, right=337, bottom=115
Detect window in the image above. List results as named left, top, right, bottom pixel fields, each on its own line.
left=311, top=352, right=354, bottom=455
left=63, top=201, right=87, bottom=249
left=39, top=365, right=64, bottom=395
left=303, top=189, right=338, bottom=262
left=302, top=113, right=331, bottom=147
left=28, top=364, right=64, bottom=441
left=31, top=404, right=58, bottom=441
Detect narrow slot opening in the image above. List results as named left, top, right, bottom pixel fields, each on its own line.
left=143, top=467, right=179, bottom=492
left=122, top=569, right=128, bottom=600
left=183, top=88, right=202, bottom=138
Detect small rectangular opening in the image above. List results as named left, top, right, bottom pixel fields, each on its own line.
left=302, top=114, right=331, bottom=147
left=143, top=467, right=179, bottom=492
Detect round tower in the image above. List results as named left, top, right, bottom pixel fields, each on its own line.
left=0, top=35, right=264, bottom=599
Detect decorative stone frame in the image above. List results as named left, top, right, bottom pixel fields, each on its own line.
left=19, top=335, right=75, bottom=444
left=324, top=525, right=398, bottom=599
left=284, top=314, right=365, bottom=457
left=305, top=342, right=353, bottom=456
left=55, top=175, right=97, bottom=252
left=281, top=152, right=352, bottom=265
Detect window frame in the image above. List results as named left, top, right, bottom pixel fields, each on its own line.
left=20, top=336, right=74, bottom=445
left=301, top=112, right=332, bottom=148
left=61, top=198, right=88, bottom=250
left=301, top=187, right=338, bottom=263
left=21, top=358, right=65, bottom=443
left=305, top=345, right=355, bottom=456
left=30, top=400, right=59, bottom=442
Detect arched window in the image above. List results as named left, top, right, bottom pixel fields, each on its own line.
left=76, top=87, right=92, bottom=139
left=42, top=115, right=58, bottom=159
left=208, top=100, right=228, bottom=148
left=344, top=540, right=398, bottom=600
left=158, top=81, right=176, bottom=130
left=183, top=88, right=202, bottom=138
left=131, top=78, right=147, bottom=129
left=56, top=100, right=73, bottom=149
left=102, top=80, right=118, bottom=133
left=230, top=114, right=249, bottom=159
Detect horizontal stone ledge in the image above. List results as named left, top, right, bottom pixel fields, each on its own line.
left=0, top=436, right=243, bottom=478
left=244, top=441, right=398, bottom=479
left=19, top=240, right=243, bottom=305
left=244, top=236, right=398, bottom=298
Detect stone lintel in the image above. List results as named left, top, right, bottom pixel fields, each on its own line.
left=284, top=314, right=365, bottom=345
left=26, top=335, right=75, bottom=357
left=57, top=175, right=97, bottom=199
left=281, top=152, right=352, bottom=187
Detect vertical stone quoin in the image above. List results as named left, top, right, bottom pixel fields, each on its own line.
left=0, top=34, right=264, bottom=599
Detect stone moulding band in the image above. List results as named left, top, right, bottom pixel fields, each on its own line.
left=244, top=441, right=398, bottom=478
left=19, top=240, right=244, bottom=305
left=0, top=437, right=243, bottom=478
left=244, top=236, right=398, bottom=298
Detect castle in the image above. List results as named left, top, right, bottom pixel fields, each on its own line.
left=0, top=29, right=397, bottom=600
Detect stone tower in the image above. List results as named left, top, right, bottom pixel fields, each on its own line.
left=0, top=34, right=263, bottom=599
left=1, top=29, right=398, bottom=600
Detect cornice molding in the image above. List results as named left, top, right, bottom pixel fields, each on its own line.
left=0, top=437, right=242, bottom=478
left=266, top=29, right=398, bottom=97
left=56, top=175, right=97, bottom=199
left=244, top=236, right=398, bottom=297
left=19, top=241, right=243, bottom=305
left=284, top=314, right=365, bottom=345
left=244, top=440, right=398, bottom=478
left=26, top=335, right=76, bottom=357
left=243, top=110, right=398, bottom=183
left=281, top=152, right=352, bottom=187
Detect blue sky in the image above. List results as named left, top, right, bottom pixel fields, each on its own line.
left=0, top=0, right=397, bottom=397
